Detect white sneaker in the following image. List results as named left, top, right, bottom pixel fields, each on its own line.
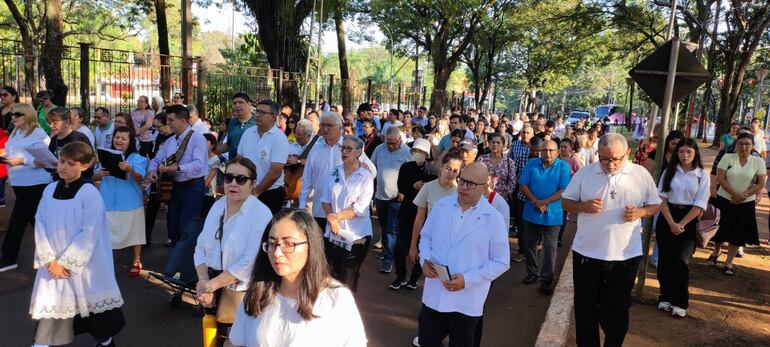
left=671, top=306, right=687, bottom=317
left=657, top=301, right=672, bottom=312
left=412, top=336, right=420, bottom=347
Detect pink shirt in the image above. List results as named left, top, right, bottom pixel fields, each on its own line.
left=130, top=108, right=155, bottom=142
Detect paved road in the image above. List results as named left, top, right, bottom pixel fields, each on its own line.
left=0, top=190, right=576, bottom=346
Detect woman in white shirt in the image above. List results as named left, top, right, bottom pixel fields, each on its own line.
left=408, top=149, right=464, bottom=264
left=321, top=135, right=374, bottom=293
left=655, top=138, right=710, bottom=318
left=194, top=157, right=273, bottom=338
left=229, top=209, right=367, bottom=347
left=0, top=104, right=52, bottom=272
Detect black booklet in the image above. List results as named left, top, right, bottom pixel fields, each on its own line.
left=97, top=148, right=127, bottom=180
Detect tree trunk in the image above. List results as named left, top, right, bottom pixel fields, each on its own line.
left=42, top=0, right=67, bottom=106
left=334, top=1, right=352, bottom=114
left=4, top=0, right=39, bottom=104
left=155, top=0, right=171, bottom=100
left=246, top=0, right=313, bottom=109
left=429, top=63, right=451, bottom=116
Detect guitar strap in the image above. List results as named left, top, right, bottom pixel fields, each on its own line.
left=167, top=130, right=194, bottom=166
left=299, top=134, right=320, bottom=160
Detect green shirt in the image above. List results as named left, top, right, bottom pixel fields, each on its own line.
left=227, top=115, right=256, bottom=159
left=720, top=133, right=736, bottom=149
left=36, top=105, right=54, bottom=134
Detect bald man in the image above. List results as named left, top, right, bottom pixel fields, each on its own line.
left=418, top=163, right=510, bottom=347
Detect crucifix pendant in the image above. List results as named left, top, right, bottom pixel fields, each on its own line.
left=610, top=190, right=617, bottom=199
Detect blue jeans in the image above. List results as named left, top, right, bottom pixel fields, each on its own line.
left=167, top=179, right=205, bottom=243
left=375, top=198, right=400, bottom=266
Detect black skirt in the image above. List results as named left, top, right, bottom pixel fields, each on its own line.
left=712, top=196, right=759, bottom=246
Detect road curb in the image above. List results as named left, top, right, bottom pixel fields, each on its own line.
left=535, top=252, right=574, bottom=347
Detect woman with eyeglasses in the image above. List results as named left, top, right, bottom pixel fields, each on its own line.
left=708, top=133, right=767, bottom=275
left=0, top=104, right=52, bottom=272
left=194, top=157, right=273, bottom=340
left=320, top=135, right=374, bottom=293
left=131, top=95, right=156, bottom=156
left=228, top=209, right=367, bottom=347
left=96, top=126, right=148, bottom=277
left=1, top=86, right=20, bottom=133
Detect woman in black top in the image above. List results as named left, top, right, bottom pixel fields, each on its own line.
left=44, top=107, right=93, bottom=182
left=0, top=86, right=20, bottom=133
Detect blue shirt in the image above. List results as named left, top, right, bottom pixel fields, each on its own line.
left=519, top=158, right=571, bottom=226
left=99, top=152, right=148, bottom=211
left=227, top=116, right=256, bottom=159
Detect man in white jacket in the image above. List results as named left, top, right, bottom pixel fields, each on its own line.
left=418, top=162, right=510, bottom=346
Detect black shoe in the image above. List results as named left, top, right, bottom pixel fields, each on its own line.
left=406, top=280, right=419, bottom=290
left=557, top=240, right=563, bottom=248
left=706, top=255, right=717, bottom=266
left=539, top=282, right=553, bottom=295
left=389, top=278, right=407, bottom=290
left=522, top=274, right=539, bottom=285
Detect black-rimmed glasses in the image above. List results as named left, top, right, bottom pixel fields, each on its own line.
left=456, top=177, right=486, bottom=190
left=262, top=240, right=309, bottom=253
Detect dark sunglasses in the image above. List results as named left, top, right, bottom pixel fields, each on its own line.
left=11, top=112, right=24, bottom=118
left=0, top=93, right=10, bottom=97
left=223, top=173, right=253, bottom=185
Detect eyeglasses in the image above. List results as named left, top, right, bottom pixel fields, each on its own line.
left=598, top=155, right=627, bottom=164
left=735, top=142, right=753, bottom=147
left=288, top=120, right=296, bottom=124
left=223, top=173, right=254, bottom=185
left=262, top=240, right=309, bottom=254
left=0, top=93, right=9, bottom=97
left=255, top=109, right=273, bottom=117
left=11, top=112, right=24, bottom=118
left=340, top=146, right=358, bottom=152
left=456, top=176, right=486, bottom=190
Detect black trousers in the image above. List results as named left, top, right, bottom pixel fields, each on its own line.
left=394, top=218, right=422, bottom=282
left=258, top=186, right=286, bottom=215
left=144, top=186, right=161, bottom=245
left=1, top=184, right=47, bottom=264
left=418, top=305, right=481, bottom=347
left=655, top=204, right=697, bottom=309
left=327, top=236, right=371, bottom=293
left=573, top=251, right=641, bottom=347
left=513, top=194, right=525, bottom=254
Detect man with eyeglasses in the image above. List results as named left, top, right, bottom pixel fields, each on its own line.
left=237, top=99, right=291, bottom=214
left=299, top=112, right=376, bottom=236
left=417, top=162, right=510, bottom=347
left=371, top=126, right=414, bottom=273
left=518, top=140, right=571, bottom=294
left=93, top=107, right=114, bottom=149
left=562, top=133, right=661, bottom=347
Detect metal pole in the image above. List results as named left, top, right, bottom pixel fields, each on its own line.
left=397, top=84, right=402, bottom=110
left=79, top=43, right=90, bottom=113
left=328, top=74, right=335, bottom=107
left=314, top=0, right=324, bottom=109
left=366, top=78, right=372, bottom=104
left=637, top=0, right=679, bottom=300
left=422, top=86, right=427, bottom=108
left=298, top=0, right=318, bottom=119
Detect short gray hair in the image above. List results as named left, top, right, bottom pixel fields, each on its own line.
left=343, top=135, right=364, bottom=149
left=385, top=125, right=401, bottom=138
left=522, top=123, right=533, bottom=131
left=296, top=119, right=313, bottom=137
left=598, top=133, right=628, bottom=150
left=320, top=111, right=343, bottom=127
left=186, top=104, right=198, bottom=116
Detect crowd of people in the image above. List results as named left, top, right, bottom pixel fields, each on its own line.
left=0, top=85, right=767, bottom=347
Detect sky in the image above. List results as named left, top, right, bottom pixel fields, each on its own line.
left=192, top=3, right=379, bottom=54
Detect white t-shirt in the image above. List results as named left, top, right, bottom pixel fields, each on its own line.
left=562, top=162, right=661, bottom=261
left=413, top=179, right=457, bottom=214
left=237, top=125, right=291, bottom=190
left=228, top=285, right=367, bottom=347
left=380, top=120, right=403, bottom=136
left=77, top=125, right=96, bottom=148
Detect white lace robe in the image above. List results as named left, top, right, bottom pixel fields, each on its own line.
left=29, top=182, right=124, bottom=319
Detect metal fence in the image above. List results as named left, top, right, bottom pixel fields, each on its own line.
left=0, top=39, right=303, bottom=124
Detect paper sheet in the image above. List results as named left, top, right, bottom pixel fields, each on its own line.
left=25, top=145, right=58, bottom=169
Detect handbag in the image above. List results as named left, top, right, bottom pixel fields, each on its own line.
left=207, top=213, right=246, bottom=324
left=695, top=201, right=720, bottom=249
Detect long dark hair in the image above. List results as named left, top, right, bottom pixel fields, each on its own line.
left=111, top=126, right=138, bottom=157
left=660, top=138, right=703, bottom=193
left=243, top=209, right=333, bottom=320
left=1, top=86, right=20, bottom=103
left=662, top=129, right=685, bottom=155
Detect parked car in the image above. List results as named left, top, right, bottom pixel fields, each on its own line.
left=566, top=111, right=591, bottom=125
left=593, top=104, right=625, bottom=124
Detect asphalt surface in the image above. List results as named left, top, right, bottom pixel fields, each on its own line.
left=0, top=189, right=575, bottom=347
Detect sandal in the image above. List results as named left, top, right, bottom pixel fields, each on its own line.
left=724, top=266, right=736, bottom=276
left=129, top=263, right=142, bottom=277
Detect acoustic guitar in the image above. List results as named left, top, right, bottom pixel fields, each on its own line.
left=157, top=131, right=194, bottom=203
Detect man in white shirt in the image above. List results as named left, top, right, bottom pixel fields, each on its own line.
left=93, top=107, right=114, bottom=149
left=187, top=104, right=210, bottom=134
left=415, top=106, right=429, bottom=127
left=69, top=107, right=96, bottom=147
left=299, top=112, right=376, bottom=232
left=380, top=109, right=404, bottom=138
left=418, top=162, right=510, bottom=346
left=562, top=133, right=661, bottom=347
left=237, top=99, right=291, bottom=214
left=288, top=119, right=315, bottom=157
